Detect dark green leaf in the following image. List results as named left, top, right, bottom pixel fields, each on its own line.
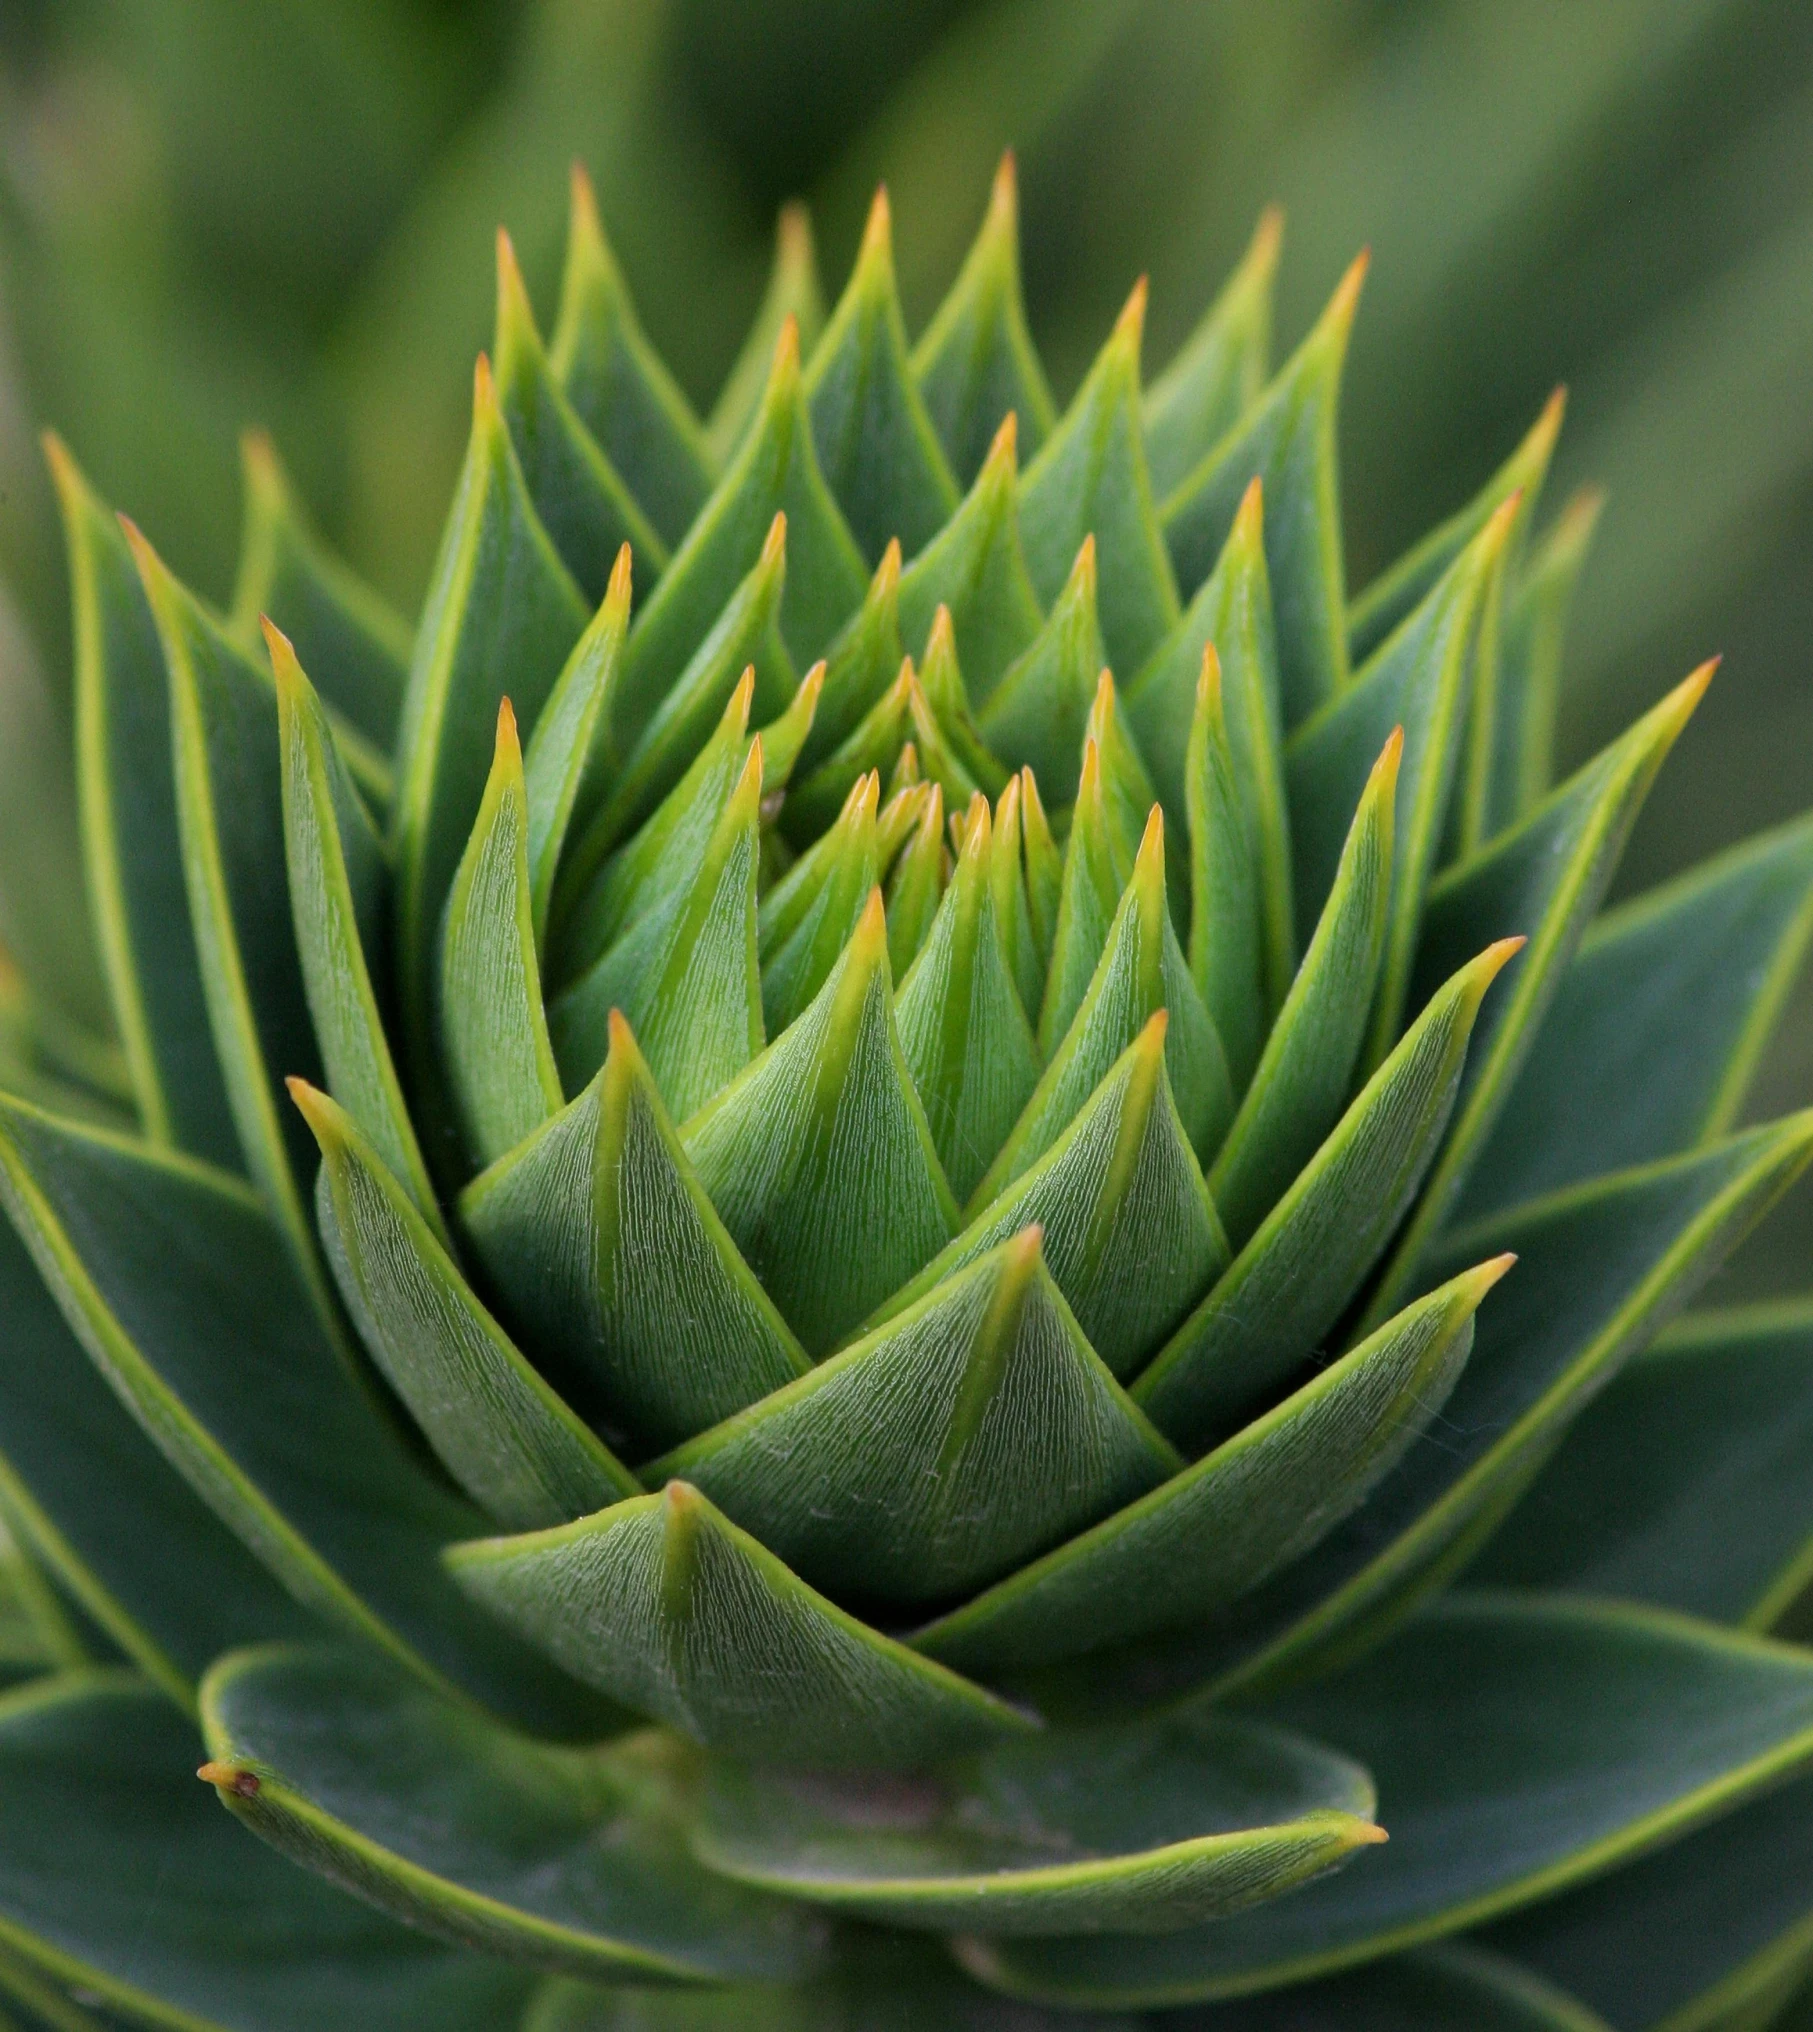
left=964, top=1596, right=1813, bottom=2006
left=1136, top=939, right=1519, bottom=1453
left=459, top=1010, right=808, bottom=1460
left=696, top=1710, right=1379, bottom=1936
left=785, top=664, right=917, bottom=845
left=913, top=152, right=1058, bottom=486
left=757, top=772, right=883, bottom=1036
left=704, top=204, right=825, bottom=468
left=1186, top=648, right=1266, bottom=1090
left=199, top=1644, right=822, bottom=1984
left=296, top=1082, right=636, bottom=1531
left=0, top=1672, right=536, bottom=2031
left=916, top=1258, right=1502, bottom=1678
left=1162, top=256, right=1366, bottom=730
left=549, top=164, right=712, bottom=550
left=446, top=1481, right=1031, bottom=1767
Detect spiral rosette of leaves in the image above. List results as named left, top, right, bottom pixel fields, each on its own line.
left=0, top=157, right=1812, bottom=2032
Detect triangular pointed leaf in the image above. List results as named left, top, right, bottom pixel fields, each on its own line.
left=885, top=779, right=947, bottom=976
left=795, top=540, right=904, bottom=773
left=1020, top=765, right=1063, bottom=967
left=757, top=773, right=884, bottom=1035
left=1039, top=739, right=1129, bottom=1051
left=979, top=536, right=1107, bottom=803
left=1187, top=648, right=1267, bottom=1090
left=704, top=204, right=825, bottom=467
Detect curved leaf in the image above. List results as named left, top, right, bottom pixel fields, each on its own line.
left=446, top=1482, right=1033, bottom=1768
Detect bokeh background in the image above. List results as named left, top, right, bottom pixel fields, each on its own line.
left=3, top=0, right=1811, bottom=1288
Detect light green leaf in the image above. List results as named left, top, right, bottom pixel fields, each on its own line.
left=1456, top=814, right=1813, bottom=1222
left=963, top=1596, right=1813, bottom=2006
left=1366, top=664, right=1713, bottom=1325
left=270, top=626, right=442, bottom=1242
left=977, top=534, right=1105, bottom=802
left=1144, top=208, right=1282, bottom=503
left=1019, top=283, right=1181, bottom=675
left=795, top=541, right=904, bottom=774
left=685, top=892, right=957, bottom=1355
left=391, top=356, right=588, bottom=1115
left=916, top=1258, right=1501, bottom=1678
left=696, top=1710, right=1379, bottom=1937
left=45, top=438, right=236, bottom=1167
left=492, top=229, right=667, bottom=602
left=805, top=189, right=960, bottom=562
left=549, top=164, right=712, bottom=550
left=897, top=413, right=1045, bottom=706
left=785, top=664, right=918, bottom=845
left=1020, top=766, right=1063, bottom=967
left=986, top=773, right=1044, bottom=1022
left=1347, top=390, right=1563, bottom=668
left=913, top=152, right=1058, bottom=485
left=437, top=701, right=563, bottom=1171
left=295, top=1082, right=635, bottom=1532
left=458, top=1011, right=808, bottom=1460
left=1038, top=738, right=1130, bottom=1052
left=0, top=1205, right=311, bottom=1709
left=885, top=779, right=947, bottom=977
left=1128, top=478, right=1292, bottom=1011
left=0, top=1097, right=609, bottom=1735
left=977, top=811, right=1231, bottom=1207
left=1085, top=671, right=1166, bottom=882
left=1208, top=732, right=1397, bottom=1247
left=1186, top=648, right=1266, bottom=1091
left=0, top=1672, right=536, bottom=2032
left=1136, top=939, right=1519, bottom=1454
left=229, top=432, right=409, bottom=751
left=704, top=204, right=825, bottom=469
left=877, top=1014, right=1226, bottom=1383
left=552, top=741, right=762, bottom=1116
left=446, top=1481, right=1032, bottom=1767
left=896, top=801, right=1042, bottom=1201
left=649, top=1230, right=1178, bottom=1607
left=1162, top=256, right=1366, bottom=730
left=199, top=1644, right=821, bottom=1985
left=917, top=606, right=1009, bottom=801
left=1475, top=1300, right=1813, bottom=1631
left=1287, top=503, right=1514, bottom=1064
left=757, top=773, right=883, bottom=1036
left=1488, top=1762, right=1813, bottom=2032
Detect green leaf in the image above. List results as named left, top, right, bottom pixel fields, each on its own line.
left=1162, top=256, right=1366, bottom=730
left=1365, top=664, right=1713, bottom=1325
left=549, top=164, right=713, bottom=550
left=614, top=322, right=866, bottom=763
left=979, top=534, right=1106, bottom=810
left=1186, top=648, right=1266, bottom=1090
left=1038, top=738, right=1130, bottom=1052
left=1128, top=478, right=1293, bottom=1011
left=295, top=1082, right=636, bottom=1532
left=1347, top=390, right=1563, bottom=668
left=1287, top=503, right=1514, bottom=1065
left=704, top=204, right=825, bottom=469
left=876, top=1014, right=1226, bottom=1384
left=1019, top=283, right=1181, bottom=675
left=964, top=1596, right=1813, bottom=2006
left=229, top=432, right=410, bottom=750
left=649, top=1230, right=1179, bottom=1607
left=895, top=800, right=1042, bottom=1201
left=1486, top=488, right=1602, bottom=833
left=785, top=664, right=918, bottom=845
left=757, top=773, right=883, bottom=1037
left=127, top=526, right=334, bottom=1307
left=1085, top=670, right=1166, bottom=881
left=458, top=1010, right=808, bottom=1460
left=977, top=811, right=1231, bottom=1207
left=1455, top=814, right=1813, bottom=1223
left=199, top=1644, right=822, bottom=1985
left=0, top=1206, right=312, bottom=1708
left=885, top=779, right=947, bottom=977
left=685, top=891, right=957, bottom=1354
left=391, top=356, right=588, bottom=1121
left=523, top=545, right=634, bottom=951
left=45, top=437, right=236, bottom=1167
left=446, top=1481, right=1032, bottom=1767
left=0, top=1672, right=537, bottom=2031
left=796, top=541, right=905, bottom=773
left=551, top=740, right=763, bottom=1115
left=915, top=1258, right=1502, bottom=1678
left=805, top=189, right=960, bottom=563
left=1135, top=939, right=1519, bottom=1454
left=0, top=1097, right=609, bottom=1735
left=270, top=626, right=443, bottom=1242
left=1487, top=1762, right=1813, bottom=2032
left=1020, top=766, right=1063, bottom=967
left=897, top=413, right=1045, bottom=707
left=917, top=606, right=1010, bottom=801
left=1144, top=206, right=1282, bottom=503
left=1474, top=1300, right=1813, bottom=1630
left=912, top=152, right=1058, bottom=485
left=437, top=701, right=563, bottom=1171
left=986, top=773, right=1045, bottom=1021
left=492, top=228, right=667, bottom=602
left=695, top=1710, right=1380, bottom=1937
left=1207, top=732, right=1398, bottom=1248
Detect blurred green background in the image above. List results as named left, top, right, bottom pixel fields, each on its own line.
left=3, top=0, right=1812, bottom=1287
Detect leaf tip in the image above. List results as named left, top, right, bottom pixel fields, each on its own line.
left=196, top=1761, right=261, bottom=1799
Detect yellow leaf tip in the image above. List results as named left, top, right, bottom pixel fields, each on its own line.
left=197, top=1761, right=261, bottom=1799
